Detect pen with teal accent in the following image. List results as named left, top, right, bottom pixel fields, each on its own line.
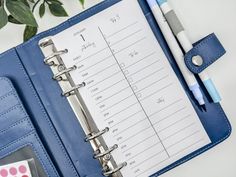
left=157, top=0, right=221, bottom=103
left=146, top=0, right=206, bottom=109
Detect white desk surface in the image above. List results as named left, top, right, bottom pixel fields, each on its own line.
left=0, top=0, right=235, bottom=177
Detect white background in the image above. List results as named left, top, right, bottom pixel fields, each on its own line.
left=0, top=0, right=235, bottom=177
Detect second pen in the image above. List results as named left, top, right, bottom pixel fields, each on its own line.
left=147, top=0, right=206, bottom=109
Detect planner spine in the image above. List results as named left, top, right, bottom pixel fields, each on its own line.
left=39, top=38, right=127, bottom=177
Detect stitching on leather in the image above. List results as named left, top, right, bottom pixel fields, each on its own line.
left=0, top=131, right=34, bottom=152
left=0, top=1, right=116, bottom=175
left=0, top=118, right=31, bottom=135
left=0, top=1, right=118, bottom=176
left=0, top=78, right=60, bottom=176
left=194, top=34, right=215, bottom=50
left=14, top=44, right=79, bottom=176
left=185, top=34, right=225, bottom=74
left=33, top=133, right=60, bottom=176
left=0, top=0, right=230, bottom=175
left=0, top=81, right=60, bottom=174
left=0, top=104, right=22, bottom=118
left=152, top=103, right=231, bottom=177
left=0, top=79, right=57, bottom=176
left=0, top=78, right=27, bottom=120
left=2, top=78, right=33, bottom=130
left=0, top=91, right=14, bottom=101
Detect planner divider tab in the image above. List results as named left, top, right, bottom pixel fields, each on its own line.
left=39, top=38, right=126, bottom=177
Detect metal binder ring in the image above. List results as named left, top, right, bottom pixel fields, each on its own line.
left=62, top=82, right=86, bottom=97
left=85, top=127, right=109, bottom=142
left=93, top=144, right=118, bottom=159
left=53, top=65, right=77, bottom=81
left=44, top=49, right=68, bottom=66
left=40, top=38, right=53, bottom=48
left=102, top=162, right=127, bottom=176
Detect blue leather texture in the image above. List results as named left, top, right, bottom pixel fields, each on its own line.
left=0, top=77, right=59, bottom=177
left=0, top=48, right=79, bottom=176
left=184, top=33, right=226, bottom=74
left=0, top=0, right=231, bottom=177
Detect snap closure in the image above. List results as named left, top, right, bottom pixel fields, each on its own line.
left=184, top=33, right=226, bottom=74
left=192, top=55, right=203, bottom=67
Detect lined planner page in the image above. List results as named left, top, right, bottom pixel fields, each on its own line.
left=52, top=0, right=211, bottom=176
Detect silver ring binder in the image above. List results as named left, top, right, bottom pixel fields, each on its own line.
left=40, top=38, right=53, bottom=48
left=85, top=127, right=109, bottom=142
left=40, top=37, right=126, bottom=177
left=62, top=82, right=86, bottom=97
left=103, top=162, right=127, bottom=176
left=44, top=49, right=68, bottom=66
left=53, top=65, right=77, bottom=81
left=93, top=144, right=118, bottom=159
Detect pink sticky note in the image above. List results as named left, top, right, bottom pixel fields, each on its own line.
left=0, top=160, right=32, bottom=177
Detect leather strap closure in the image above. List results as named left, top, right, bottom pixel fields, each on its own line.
left=184, top=33, right=226, bottom=74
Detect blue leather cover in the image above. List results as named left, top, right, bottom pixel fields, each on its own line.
left=184, top=33, right=226, bottom=74
left=0, top=0, right=231, bottom=177
left=0, top=45, right=80, bottom=176
left=0, top=77, right=59, bottom=176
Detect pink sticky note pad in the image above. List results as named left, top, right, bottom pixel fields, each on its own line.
left=0, top=160, right=32, bottom=177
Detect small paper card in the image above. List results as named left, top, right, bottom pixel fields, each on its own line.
left=0, top=160, right=32, bottom=177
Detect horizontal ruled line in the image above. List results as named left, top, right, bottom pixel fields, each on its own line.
left=84, top=63, right=117, bottom=81
left=110, top=29, right=143, bottom=46
left=135, top=157, right=169, bottom=177
left=126, top=142, right=161, bottom=162
left=135, top=137, right=204, bottom=177
left=75, top=47, right=108, bottom=64
left=91, top=79, right=126, bottom=97
left=122, top=134, right=156, bottom=153
left=131, top=149, right=166, bottom=170
left=124, top=52, right=156, bottom=69
left=113, top=118, right=147, bottom=137
left=166, top=130, right=200, bottom=149
left=110, top=110, right=143, bottom=128
left=132, top=67, right=164, bottom=86
left=96, top=86, right=130, bottom=105
left=162, top=122, right=196, bottom=141
left=149, top=99, right=183, bottom=119
left=171, top=138, right=204, bottom=157
left=114, top=37, right=146, bottom=54
left=106, top=21, right=138, bottom=38
left=119, top=126, right=152, bottom=144
left=126, top=60, right=160, bottom=77
left=87, top=70, right=121, bottom=89
left=140, top=83, right=173, bottom=102
left=152, top=106, right=187, bottom=125
left=104, top=102, right=139, bottom=121
left=101, top=94, right=134, bottom=112
left=136, top=75, right=169, bottom=93
left=78, top=54, right=113, bottom=73
left=157, top=114, right=191, bottom=133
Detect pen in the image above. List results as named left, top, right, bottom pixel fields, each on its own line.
left=157, top=0, right=221, bottom=103
left=146, top=0, right=206, bottom=109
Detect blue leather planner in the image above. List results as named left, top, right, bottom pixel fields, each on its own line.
left=0, top=77, right=60, bottom=177
left=0, top=0, right=231, bottom=177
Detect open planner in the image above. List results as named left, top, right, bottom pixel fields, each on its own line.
left=43, top=0, right=212, bottom=176
left=0, top=0, right=231, bottom=177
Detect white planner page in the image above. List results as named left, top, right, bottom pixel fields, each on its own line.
left=52, top=0, right=211, bottom=176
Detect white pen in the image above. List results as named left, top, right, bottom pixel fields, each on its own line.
left=146, top=0, right=206, bottom=109
left=157, top=0, right=221, bottom=103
